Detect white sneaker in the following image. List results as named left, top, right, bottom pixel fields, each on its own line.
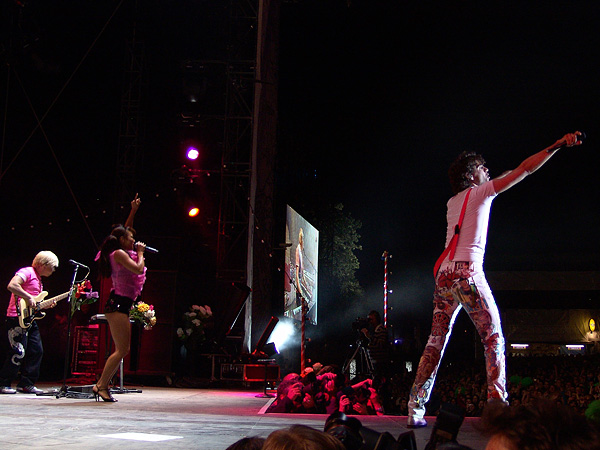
left=17, top=385, right=43, bottom=394
left=1, top=387, right=17, bottom=394
left=407, top=416, right=427, bottom=428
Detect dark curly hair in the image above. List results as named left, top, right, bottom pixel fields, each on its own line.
left=448, top=151, right=485, bottom=194
left=97, top=225, right=136, bottom=278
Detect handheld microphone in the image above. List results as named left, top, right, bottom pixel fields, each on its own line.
left=69, top=259, right=89, bottom=270
left=135, top=243, right=158, bottom=253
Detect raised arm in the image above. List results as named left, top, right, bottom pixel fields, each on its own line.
left=492, top=132, right=582, bottom=194
left=124, top=193, right=141, bottom=229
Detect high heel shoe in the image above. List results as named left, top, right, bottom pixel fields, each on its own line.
left=93, top=384, right=118, bottom=402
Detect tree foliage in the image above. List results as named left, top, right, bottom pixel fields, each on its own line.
left=313, top=203, right=363, bottom=299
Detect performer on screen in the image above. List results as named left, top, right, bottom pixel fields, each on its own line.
left=0, top=251, right=59, bottom=395
left=295, top=227, right=305, bottom=307
left=407, top=132, right=583, bottom=428
left=94, top=195, right=147, bottom=402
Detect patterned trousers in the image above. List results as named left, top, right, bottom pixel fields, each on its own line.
left=408, top=261, right=507, bottom=419
left=0, top=318, right=43, bottom=388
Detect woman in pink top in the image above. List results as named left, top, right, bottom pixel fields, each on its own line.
left=95, top=225, right=146, bottom=402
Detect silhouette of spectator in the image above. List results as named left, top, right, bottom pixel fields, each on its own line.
left=225, top=437, right=265, bottom=450
left=479, top=399, right=600, bottom=450
left=263, top=425, right=345, bottom=450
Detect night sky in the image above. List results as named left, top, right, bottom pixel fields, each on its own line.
left=277, top=1, right=599, bottom=326
left=1, top=1, right=599, bottom=360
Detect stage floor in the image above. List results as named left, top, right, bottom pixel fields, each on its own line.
left=0, top=383, right=487, bottom=449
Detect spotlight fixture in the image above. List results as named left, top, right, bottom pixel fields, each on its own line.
left=261, top=342, right=278, bottom=358
left=252, top=316, right=279, bottom=359
left=186, top=147, right=199, bottom=160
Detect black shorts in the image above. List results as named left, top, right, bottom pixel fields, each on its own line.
left=104, top=291, right=135, bottom=314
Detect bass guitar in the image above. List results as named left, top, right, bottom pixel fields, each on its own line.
left=17, top=291, right=70, bottom=329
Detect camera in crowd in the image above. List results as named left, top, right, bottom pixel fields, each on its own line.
left=341, top=385, right=370, bottom=403
left=424, top=403, right=473, bottom=450
left=324, top=411, right=416, bottom=450
left=352, top=317, right=369, bottom=332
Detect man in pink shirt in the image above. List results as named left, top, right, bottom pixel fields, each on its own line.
left=0, top=251, right=59, bottom=394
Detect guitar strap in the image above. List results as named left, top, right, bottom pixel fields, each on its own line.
left=433, top=188, right=472, bottom=278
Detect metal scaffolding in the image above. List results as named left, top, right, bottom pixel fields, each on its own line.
left=115, top=11, right=146, bottom=217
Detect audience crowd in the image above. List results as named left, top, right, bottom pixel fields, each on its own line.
left=265, top=363, right=386, bottom=415
left=226, top=354, right=600, bottom=450
left=266, top=354, right=600, bottom=419
left=404, top=353, right=600, bottom=418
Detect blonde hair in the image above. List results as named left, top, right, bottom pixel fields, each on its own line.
left=32, top=251, right=59, bottom=269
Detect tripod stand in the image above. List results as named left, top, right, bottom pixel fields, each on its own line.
left=255, top=358, right=277, bottom=398
left=342, top=334, right=375, bottom=380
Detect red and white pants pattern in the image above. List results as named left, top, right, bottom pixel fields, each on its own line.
left=408, top=261, right=507, bottom=419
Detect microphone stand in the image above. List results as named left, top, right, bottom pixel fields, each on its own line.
left=56, top=264, right=91, bottom=399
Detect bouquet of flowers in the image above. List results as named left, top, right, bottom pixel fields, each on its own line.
left=176, top=304, right=213, bottom=347
left=129, top=301, right=157, bottom=330
left=70, top=279, right=99, bottom=317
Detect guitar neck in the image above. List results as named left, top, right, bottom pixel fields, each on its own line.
left=38, top=291, right=70, bottom=309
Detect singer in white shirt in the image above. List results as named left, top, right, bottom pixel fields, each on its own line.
left=407, top=131, right=582, bottom=428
